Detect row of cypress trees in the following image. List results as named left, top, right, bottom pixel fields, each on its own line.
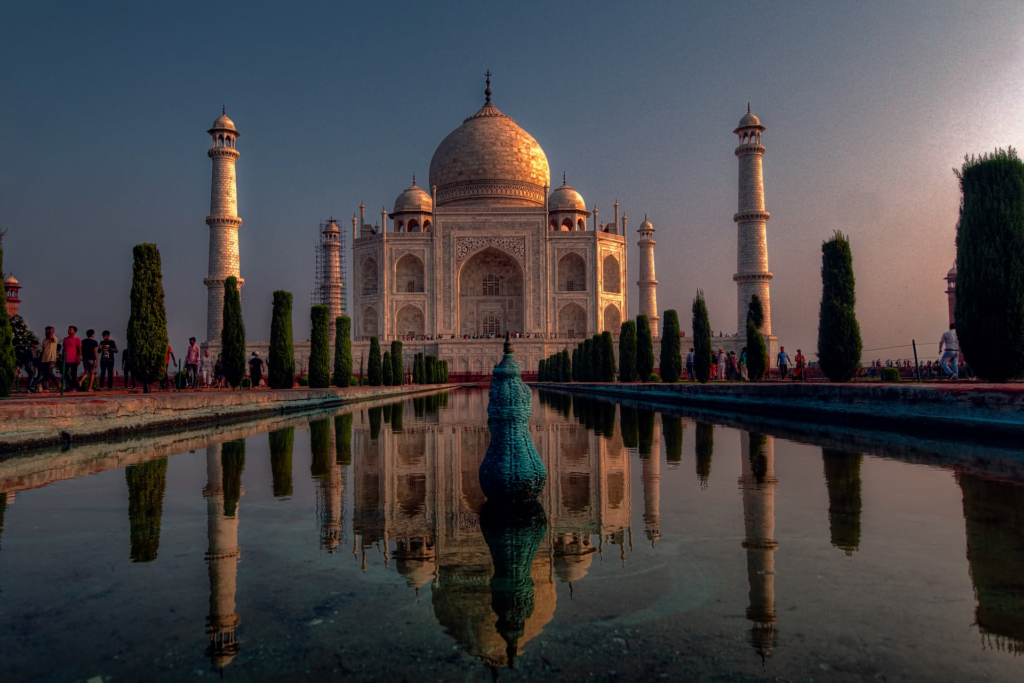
left=615, top=315, right=655, bottom=382
left=538, top=348, right=571, bottom=382
left=409, top=352, right=447, bottom=384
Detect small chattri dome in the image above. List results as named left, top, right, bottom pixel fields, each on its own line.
left=738, top=111, right=760, bottom=127
left=392, top=177, right=433, bottom=214
left=639, top=216, right=654, bottom=231
left=548, top=176, right=586, bottom=212
left=209, top=107, right=238, bottom=134
left=948, top=264, right=958, bottom=278
left=3, top=274, right=18, bottom=286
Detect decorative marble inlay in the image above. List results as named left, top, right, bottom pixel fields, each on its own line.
left=456, top=236, right=526, bottom=265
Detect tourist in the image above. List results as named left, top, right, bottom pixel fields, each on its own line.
left=740, top=347, right=749, bottom=381
left=80, top=329, right=99, bottom=391
left=200, top=349, right=214, bottom=388
left=161, top=344, right=177, bottom=390
left=729, top=351, right=740, bottom=380
left=19, top=340, right=38, bottom=391
left=121, top=345, right=135, bottom=389
left=31, top=327, right=58, bottom=392
left=794, top=349, right=807, bottom=382
left=62, top=326, right=82, bottom=391
left=98, top=331, right=118, bottom=390
left=248, top=352, right=264, bottom=388
left=938, top=323, right=959, bottom=380
left=709, top=351, right=718, bottom=381
left=717, top=348, right=727, bottom=381
left=776, top=346, right=790, bottom=380
left=184, top=337, right=200, bottom=389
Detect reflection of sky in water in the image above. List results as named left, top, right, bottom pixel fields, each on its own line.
left=1, top=388, right=1024, bottom=681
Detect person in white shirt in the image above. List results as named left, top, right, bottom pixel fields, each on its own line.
left=938, top=323, right=959, bottom=380
left=200, top=349, right=216, bottom=388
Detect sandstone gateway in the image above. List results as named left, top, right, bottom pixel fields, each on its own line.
left=201, top=77, right=777, bottom=376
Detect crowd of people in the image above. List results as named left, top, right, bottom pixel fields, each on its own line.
left=680, top=345, right=807, bottom=381
left=14, top=327, right=273, bottom=393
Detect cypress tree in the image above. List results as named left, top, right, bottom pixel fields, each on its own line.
left=367, top=336, right=382, bottom=386
left=695, top=422, right=714, bottom=489
left=221, top=276, right=246, bottom=389
left=382, top=351, right=393, bottom=386
left=618, top=320, right=638, bottom=382
left=126, top=244, right=169, bottom=393
left=441, top=360, right=448, bottom=383
left=268, top=427, right=294, bottom=497
left=746, top=295, right=769, bottom=381
left=10, top=315, right=37, bottom=357
left=310, top=418, right=330, bottom=480
left=601, top=331, right=616, bottom=382
left=590, top=334, right=603, bottom=382
left=954, top=148, right=1024, bottom=381
left=425, top=354, right=437, bottom=384
left=561, top=348, right=572, bottom=382
left=550, top=353, right=560, bottom=382
left=308, top=305, right=330, bottom=388
left=221, top=440, right=245, bottom=517
left=269, top=291, right=295, bottom=389
left=125, top=458, right=168, bottom=563
left=414, top=352, right=424, bottom=384
left=334, top=316, right=352, bottom=387
left=660, top=309, right=682, bottom=382
left=0, top=243, right=15, bottom=396
left=538, top=358, right=546, bottom=382
left=691, top=291, right=712, bottom=384
left=335, top=413, right=353, bottom=464
left=817, top=232, right=863, bottom=382
left=582, top=338, right=593, bottom=382
left=636, top=315, right=655, bottom=381
left=571, top=347, right=580, bottom=381
left=391, top=340, right=403, bottom=386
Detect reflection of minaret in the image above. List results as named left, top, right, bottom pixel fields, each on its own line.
left=203, top=442, right=243, bottom=670
left=822, top=449, right=862, bottom=555
left=316, top=419, right=343, bottom=552
left=641, top=418, right=661, bottom=543
left=739, top=432, right=777, bottom=659
left=959, top=472, right=1024, bottom=653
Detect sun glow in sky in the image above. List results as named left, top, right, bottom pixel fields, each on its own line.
left=1, top=1, right=1022, bottom=360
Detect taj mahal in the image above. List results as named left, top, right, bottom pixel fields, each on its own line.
left=200, top=75, right=778, bottom=374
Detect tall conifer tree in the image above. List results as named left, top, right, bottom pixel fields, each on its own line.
left=691, top=291, right=712, bottom=383
left=817, top=232, right=863, bottom=382
left=618, top=320, right=638, bottom=382
left=746, top=295, right=769, bottom=381
left=0, top=242, right=16, bottom=396
left=333, top=316, right=352, bottom=387
left=390, top=340, right=403, bottom=386
left=660, top=310, right=682, bottom=382
left=221, top=276, right=246, bottom=388
left=309, top=305, right=330, bottom=388
left=382, top=351, right=393, bottom=386
left=636, top=315, right=655, bottom=381
left=601, top=331, right=616, bottom=382
left=127, top=244, right=170, bottom=393
left=367, top=336, right=382, bottom=386
left=269, top=291, right=295, bottom=388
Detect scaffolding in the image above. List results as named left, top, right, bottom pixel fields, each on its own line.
left=311, top=218, right=347, bottom=315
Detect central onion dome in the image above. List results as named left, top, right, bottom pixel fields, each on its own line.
left=429, top=75, right=550, bottom=207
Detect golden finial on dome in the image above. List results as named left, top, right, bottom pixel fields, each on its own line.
left=485, top=70, right=492, bottom=103
left=412, top=173, right=416, bottom=186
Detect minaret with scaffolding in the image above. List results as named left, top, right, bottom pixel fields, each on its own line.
left=312, top=218, right=347, bottom=351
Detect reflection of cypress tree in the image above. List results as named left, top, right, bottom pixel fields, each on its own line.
left=368, top=406, right=383, bottom=440
left=479, top=499, right=548, bottom=671
left=125, top=458, right=168, bottom=563
left=268, top=427, right=294, bottom=497
left=335, top=413, right=353, bottom=465
left=959, top=473, right=1024, bottom=653
left=748, top=433, right=768, bottom=482
left=391, top=401, right=404, bottom=433
left=638, top=409, right=655, bottom=457
left=598, top=401, right=616, bottom=439
left=571, top=394, right=584, bottom=423
left=695, top=422, right=714, bottom=489
left=221, top=440, right=245, bottom=517
left=822, top=448, right=862, bottom=554
left=412, top=397, right=425, bottom=419
left=663, top=415, right=683, bottom=464
left=310, top=418, right=331, bottom=480
left=0, top=492, right=6, bottom=549
left=620, top=405, right=639, bottom=449
left=382, top=403, right=392, bottom=424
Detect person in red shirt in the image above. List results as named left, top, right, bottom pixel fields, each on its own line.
left=160, top=344, right=177, bottom=390
left=62, top=326, right=82, bottom=392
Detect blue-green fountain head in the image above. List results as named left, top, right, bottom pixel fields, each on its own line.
left=479, top=333, right=548, bottom=503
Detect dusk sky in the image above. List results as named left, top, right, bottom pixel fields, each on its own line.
left=2, top=1, right=1021, bottom=361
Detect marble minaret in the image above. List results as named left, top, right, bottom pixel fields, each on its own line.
left=733, top=106, right=772, bottom=336
left=320, top=218, right=344, bottom=349
left=203, top=443, right=242, bottom=669
left=637, top=217, right=659, bottom=338
left=204, top=108, right=243, bottom=344
left=740, top=432, right=777, bottom=658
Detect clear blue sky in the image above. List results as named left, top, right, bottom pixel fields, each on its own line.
left=2, top=1, right=1021, bottom=360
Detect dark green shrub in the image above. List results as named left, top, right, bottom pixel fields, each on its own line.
left=618, top=320, right=638, bottom=382
left=269, top=427, right=294, bottom=497
left=127, top=244, right=170, bottom=392
left=390, top=340, right=403, bottom=386
left=333, top=316, right=352, bottom=387
left=660, top=309, right=682, bottom=382
left=297, top=375, right=309, bottom=386
left=817, top=232, right=862, bottom=382
left=309, top=305, right=330, bottom=388
left=221, top=276, right=246, bottom=389
left=954, top=148, right=1024, bottom=381
left=636, top=315, right=654, bottom=381
left=382, top=351, right=393, bottom=386
left=691, top=291, right=711, bottom=384
left=648, top=373, right=660, bottom=382
left=881, top=366, right=900, bottom=382
left=746, top=295, right=769, bottom=382
left=125, top=458, right=168, bottom=562
left=269, top=291, right=295, bottom=389
left=367, top=337, right=382, bottom=386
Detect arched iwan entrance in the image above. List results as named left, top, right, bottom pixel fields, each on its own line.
left=603, top=304, right=621, bottom=334
left=396, top=304, right=425, bottom=338
left=558, top=303, right=587, bottom=339
left=458, top=247, right=523, bottom=336
left=361, top=307, right=378, bottom=338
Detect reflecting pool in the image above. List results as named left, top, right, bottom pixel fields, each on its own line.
left=2, top=388, right=1024, bottom=681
